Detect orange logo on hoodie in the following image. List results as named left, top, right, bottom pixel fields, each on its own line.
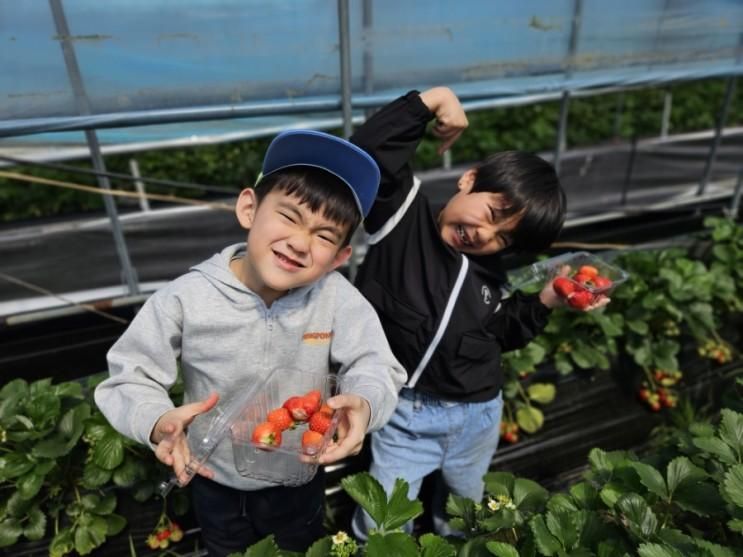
left=303, top=331, right=333, bottom=345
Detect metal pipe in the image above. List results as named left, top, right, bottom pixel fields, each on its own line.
left=129, top=158, right=151, bottom=212
left=49, top=0, right=140, bottom=295
left=553, top=0, right=582, bottom=174
left=660, top=91, right=672, bottom=138
left=697, top=76, right=737, bottom=196
left=337, top=0, right=353, bottom=139
left=730, top=168, right=743, bottom=217
left=620, top=136, right=638, bottom=205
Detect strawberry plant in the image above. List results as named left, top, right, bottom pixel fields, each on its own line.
left=0, top=377, right=171, bottom=555
left=229, top=385, right=743, bottom=557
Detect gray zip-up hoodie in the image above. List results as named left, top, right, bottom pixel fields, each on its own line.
left=95, top=243, right=406, bottom=490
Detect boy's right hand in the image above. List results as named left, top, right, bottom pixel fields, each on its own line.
left=419, top=86, right=469, bottom=154
left=151, top=392, right=219, bottom=485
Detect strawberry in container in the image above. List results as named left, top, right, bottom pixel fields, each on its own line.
left=548, top=252, right=629, bottom=311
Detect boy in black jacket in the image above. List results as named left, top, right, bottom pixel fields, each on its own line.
left=350, top=87, right=607, bottom=537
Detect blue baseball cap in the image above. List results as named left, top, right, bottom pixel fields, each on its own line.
left=261, top=129, right=380, bottom=218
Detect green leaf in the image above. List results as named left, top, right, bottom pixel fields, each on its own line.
left=527, top=383, right=556, bottom=404
left=49, top=528, right=74, bottom=557
left=484, top=472, right=515, bottom=497
left=420, top=533, right=456, bottom=557
left=367, top=532, right=419, bottom=557
left=630, top=462, right=668, bottom=499
left=516, top=406, right=544, bottom=434
left=17, top=471, right=45, bottom=500
left=0, top=453, right=35, bottom=479
left=692, top=539, right=737, bottom=557
left=569, top=482, right=599, bottom=510
left=637, top=543, right=681, bottom=557
left=486, top=541, right=519, bottom=557
left=616, top=493, right=658, bottom=539
left=721, top=464, right=743, bottom=508
left=598, top=483, right=623, bottom=508
left=627, top=320, right=649, bottom=334
left=672, top=481, right=722, bottom=517
left=546, top=493, right=578, bottom=514
left=666, top=457, right=706, bottom=497
left=727, top=518, right=743, bottom=533
left=243, top=535, right=282, bottom=557
left=384, top=478, right=424, bottom=531
left=23, top=506, right=47, bottom=541
left=92, top=433, right=125, bottom=470
left=529, top=515, right=561, bottom=556
left=513, top=478, right=549, bottom=512
left=692, top=437, right=737, bottom=465
left=718, top=409, right=743, bottom=455
left=81, top=462, right=112, bottom=488
left=456, top=538, right=492, bottom=557
left=341, top=473, right=389, bottom=528
left=32, top=435, right=73, bottom=458
left=306, top=536, right=332, bottom=557
left=0, top=517, right=23, bottom=547
left=545, top=510, right=578, bottom=550
left=106, top=514, right=126, bottom=536
left=112, top=457, right=143, bottom=487
left=94, top=493, right=117, bottom=516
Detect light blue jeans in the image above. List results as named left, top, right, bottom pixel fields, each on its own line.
left=352, top=388, right=503, bottom=539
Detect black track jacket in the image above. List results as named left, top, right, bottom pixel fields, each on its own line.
left=351, top=90, right=551, bottom=402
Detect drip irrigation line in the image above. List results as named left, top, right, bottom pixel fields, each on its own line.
left=0, top=170, right=235, bottom=211
left=0, top=270, right=129, bottom=325
left=0, top=153, right=238, bottom=195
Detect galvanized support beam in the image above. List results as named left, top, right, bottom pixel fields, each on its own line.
left=553, top=0, right=582, bottom=174
left=697, top=76, right=737, bottom=196
left=49, top=0, right=139, bottom=295
left=338, top=0, right=353, bottom=140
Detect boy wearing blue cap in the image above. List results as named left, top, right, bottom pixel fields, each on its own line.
left=95, top=130, right=406, bottom=556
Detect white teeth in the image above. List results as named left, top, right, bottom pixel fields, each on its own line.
left=457, top=226, right=469, bottom=245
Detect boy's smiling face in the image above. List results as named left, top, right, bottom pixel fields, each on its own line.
left=233, top=188, right=352, bottom=305
left=438, top=169, right=523, bottom=256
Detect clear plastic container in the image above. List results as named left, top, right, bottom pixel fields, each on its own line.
left=158, top=368, right=341, bottom=495
left=229, top=369, right=341, bottom=486
left=505, top=251, right=629, bottom=305
left=545, top=251, right=629, bottom=297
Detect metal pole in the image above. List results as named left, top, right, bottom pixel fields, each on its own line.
left=697, top=76, right=737, bottom=196
left=129, top=158, right=151, bottom=212
left=362, top=0, right=374, bottom=100
left=553, top=0, right=582, bottom=174
left=660, top=90, right=672, bottom=138
left=729, top=168, right=743, bottom=218
left=49, top=0, right=140, bottom=295
left=620, top=136, right=638, bottom=206
left=613, top=92, right=625, bottom=138
left=337, top=0, right=353, bottom=139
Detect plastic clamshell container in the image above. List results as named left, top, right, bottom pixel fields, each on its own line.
left=229, top=369, right=341, bottom=486
left=546, top=251, right=629, bottom=297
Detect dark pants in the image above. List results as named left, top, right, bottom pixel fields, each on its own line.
left=190, top=470, right=326, bottom=557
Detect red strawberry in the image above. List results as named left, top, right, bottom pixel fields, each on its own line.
left=567, top=290, right=594, bottom=310
left=552, top=276, right=576, bottom=298
left=592, top=275, right=613, bottom=289
left=302, top=430, right=324, bottom=454
left=578, top=265, right=599, bottom=278
left=304, top=389, right=322, bottom=404
left=283, top=396, right=309, bottom=421
left=251, top=422, right=282, bottom=447
left=318, top=403, right=333, bottom=416
left=301, top=393, right=321, bottom=417
left=267, top=407, right=294, bottom=431
left=309, top=410, right=332, bottom=434
left=572, top=272, right=594, bottom=286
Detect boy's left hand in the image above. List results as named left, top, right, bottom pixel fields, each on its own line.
left=316, top=393, right=371, bottom=464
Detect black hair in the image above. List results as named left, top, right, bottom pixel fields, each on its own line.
left=254, top=165, right=361, bottom=247
left=471, top=151, right=566, bottom=252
